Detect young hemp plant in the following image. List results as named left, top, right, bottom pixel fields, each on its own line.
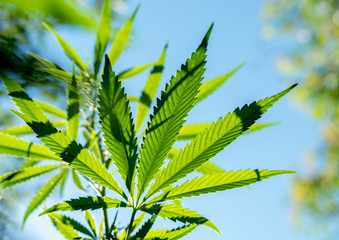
left=0, top=1, right=296, bottom=240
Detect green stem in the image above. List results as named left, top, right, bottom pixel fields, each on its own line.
left=102, top=187, right=110, bottom=240
left=125, top=209, right=137, bottom=240
left=97, top=134, right=110, bottom=240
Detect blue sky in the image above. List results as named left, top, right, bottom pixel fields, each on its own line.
left=6, top=0, right=321, bottom=239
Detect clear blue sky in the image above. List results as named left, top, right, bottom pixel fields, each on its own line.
left=7, top=0, right=320, bottom=239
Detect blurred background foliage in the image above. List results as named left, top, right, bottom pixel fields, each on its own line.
left=263, top=0, right=339, bottom=236
left=0, top=0, right=128, bottom=94
left=0, top=0, right=127, bottom=239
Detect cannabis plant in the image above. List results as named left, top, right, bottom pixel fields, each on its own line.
left=0, top=1, right=296, bottom=239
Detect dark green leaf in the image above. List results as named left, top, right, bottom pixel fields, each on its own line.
left=137, top=25, right=213, bottom=201
left=40, top=196, right=127, bottom=215
left=98, top=56, right=138, bottom=191
left=67, top=68, right=80, bottom=140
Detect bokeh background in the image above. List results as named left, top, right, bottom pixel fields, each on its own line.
left=0, top=0, right=338, bottom=239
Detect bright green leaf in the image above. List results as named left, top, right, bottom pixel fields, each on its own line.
left=118, top=62, right=155, bottom=80
left=149, top=169, right=296, bottom=203
left=36, top=101, right=67, bottom=119
left=196, top=62, right=245, bottom=103
left=146, top=84, right=297, bottom=199
left=127, top=96, right=139, bottom=102
left=1, top=74, right=48, bottom=122
left=0, top=132, right=60, bottom=160
left=144, top=224, right=198, bottom=240
left=85, top=210, right=97, bottom=238
left=1, top=121, right=65, bottom=136
left=37, top=68, right=81, bottom=84
left=135, top=44, right=167, bottom=133
left=142, top=204, right=219, bottom=234
left=48, top=212, right=94, bottom=238
left=3, top=77, right=124, bottom=197
left=43, top=22, right=87, bottom=72
left=108, top=5, right=139, bottom=67
left=196, top=162, right=226, bottom=175
left=177, top=122, right=279, bottom=141
left=23, top=169, right=68, bottom=226
left=48, top=213, right=80, bottom=240
left=72, top=169, right=86, bottom=192
left=94, top=0, right=111, bottom=77
left=0, top=165, right=61, bottom=188
left=59, top=169, right=69, bottom=197
left=245, top=122, right=281, bottom=134
left=28, top=52, right=62, bottom=69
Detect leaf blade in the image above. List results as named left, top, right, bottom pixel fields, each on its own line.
left=36, top=101, right=67, bottom=119
left=150, top=169, right=296, bottom=203
left=0, top=132, right=60, bottom=160
left=94, top=0, right=111, bottom=76
left=196, top=62, right=245, bottom=103
left=85, top=210, right=97, bottom=238
left=144, top=224, right=198, bottom=240
left=0, top=165, right=61, bottom=188
left=23, top=169, right=68, bottom=226
left=135, top=44, right=167, bottom=133
left=48, top=213, right=80, bottom=240
left=67, top=68, right=80, bottom=140
left=40, top=196, right=127, bottom=215
left=177, top=122, right=280, bottom=141
left=118, top=62, right=155, bottom=80
left=1, top=74, right=48, bottom=122
left=1, top=121, right=65, bottom=136
left=142, top=204, right=219, bottom=234
left=108, top=6, right=139, bottom=67
left=146, top=84, right=297, bottom=199
left=137, top=25, right=213, bottom=201
left=48, top=213, right=94, bottom=238
left=3, top=78, right=124, bottom=197
left=98, top=56, right=138, bottom=191
left=72, top=169, right=86, bottom=192
left=43, top=22, right=87, bottom=72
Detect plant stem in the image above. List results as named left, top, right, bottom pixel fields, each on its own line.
left=98, top=134, right=110, bottom=240
left=125, top=209, right=137, bottom=240
left=101, top=187, right=110, bottom=240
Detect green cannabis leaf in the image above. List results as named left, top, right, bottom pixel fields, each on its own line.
left=0, top=2, right=297, bottom=239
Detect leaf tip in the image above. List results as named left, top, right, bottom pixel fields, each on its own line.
left=199, top=23, right=214, bottom=49
left=132, top=4, right=141, bottom=19
left=291, top=83, right=298, bottom=89
left=239, top=61, right=247, bottom=68
left=38, top=209, right=48, bottom=216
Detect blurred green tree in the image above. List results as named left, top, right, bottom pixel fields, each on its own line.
left=263, top=0, right=339, bottom=236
